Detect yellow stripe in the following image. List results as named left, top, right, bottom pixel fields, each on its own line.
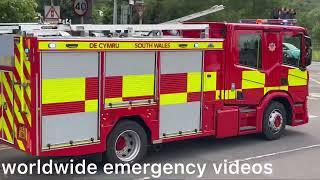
left=25, top=60, right=31, bottom=76
left=288, top=69, right=308, bottom=86
left=2, top=122, right=13, bottom=143
left=105, top=98, right=123, bottom=104
left=264, top=87, right=279, bottom=94
left=17, top=140, right=26, bottom=151
left=242, top=80, right=265, bottom=89
left=39, top=41, right=224, bottom=51
left=42, top=78, right=85, bottom=104
left=2, top=74, right=23, bottom=124
left=264, top=86, right=288, bottom=94
left=160, top=93, right=187, bottom=106
left=5, top=108, right=14, bottom=130
left=242, top=71, right=265, bottom=89
left=216, top=90, right=223, bottom=100
left=204, top=72, right=217, bottom=92
left=14, top=84, right=31, bottom=119
left=225, top=90, right=237, bottom=100
left=25, top=85, right=31, bottom=107
left=288, top=75, right=307, bottom=86
left=280, top=86, right=289, bottom=91
left=122, top=74, right=154, bottom=98
left=85, top=100, right=98, bottom=112
left=14, top=55, right=22, bottom=75
left=187, top=72, right=202, bottom=93
left=288, top=69, right=308, bottom=79
left=17, top=38, right=27, bottom=113
left=2, top=101, right=14, bottom=143
left=0, top=111, right=2, bottom=132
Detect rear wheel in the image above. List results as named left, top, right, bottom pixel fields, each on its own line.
left=104, top=121, right=148, bottom=164
left=263, top=101, right=287, bottom=140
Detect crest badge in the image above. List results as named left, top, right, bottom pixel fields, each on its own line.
left=268, top=43, right=276, bottom=52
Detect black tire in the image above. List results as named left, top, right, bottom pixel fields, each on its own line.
left=103, top=121, right=148, bottom=164
left=263, top=101, right=287, bottom=140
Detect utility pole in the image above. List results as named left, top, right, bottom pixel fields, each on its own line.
left=113, top=0, right=118, bottom=24
left=50, top=0, right=54, bottom=6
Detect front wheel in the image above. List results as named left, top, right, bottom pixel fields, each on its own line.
left=104, top=121, right=148, bottom=164
left=263, top=101, right=287, bottom=140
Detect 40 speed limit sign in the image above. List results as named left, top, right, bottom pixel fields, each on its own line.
left=73, top=0, right=89, bottom=16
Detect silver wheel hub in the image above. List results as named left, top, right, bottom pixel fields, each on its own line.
left=115, top=130, right=141, bottom=162
left=268, top=109, right=283, bottom=133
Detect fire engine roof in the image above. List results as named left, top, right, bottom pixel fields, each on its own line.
left=37, top=37, right=225, bottom=41
left=190, top=22, right=306, bottom=32
left=228, top=23, right=306, bottom=31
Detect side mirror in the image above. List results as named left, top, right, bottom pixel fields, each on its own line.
left=305, top=36, right=312, bottom=66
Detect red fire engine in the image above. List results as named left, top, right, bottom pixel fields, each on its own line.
left=0, top=20, right=312, bottom=163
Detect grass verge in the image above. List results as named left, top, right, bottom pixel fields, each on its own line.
left=313, top=49, right=320, bottom=61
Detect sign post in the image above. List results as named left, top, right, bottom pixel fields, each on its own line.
left=73, top=0, right=89, bottom=24
left=44, top=6, right=60, bottom=24
left=135, top=1, right=145, bottom=24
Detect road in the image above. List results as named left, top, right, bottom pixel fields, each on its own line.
left=0, top=62, right=320, bottom=180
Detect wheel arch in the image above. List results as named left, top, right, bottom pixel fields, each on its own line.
left=115, top=115, right=152, bottom=144
left=260, top=91, right=294, bottom=125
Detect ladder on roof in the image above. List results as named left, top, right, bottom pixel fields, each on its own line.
left=0, top=23, right=209, bottom=32
left=0, top=23, right=211, bottom=37
left=163, top=5, right=224, bottom=24
left=0, top=4, right=225, bottom=37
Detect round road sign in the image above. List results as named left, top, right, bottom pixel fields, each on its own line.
left=73, top=0, right=88, bottom=16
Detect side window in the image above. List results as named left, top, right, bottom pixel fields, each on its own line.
left=239, top=34, right=262, bottom=69
left=283, top=34, right=302, bottom=67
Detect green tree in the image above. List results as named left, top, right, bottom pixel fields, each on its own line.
left=0, top=0, right=38, bottom=23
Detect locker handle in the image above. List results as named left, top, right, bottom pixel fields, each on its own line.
left=3, top=102, right=7, bottom=110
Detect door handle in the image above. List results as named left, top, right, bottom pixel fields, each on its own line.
left=281, top=78, right=288, bottom=86
left=3, top=102, right=7, bottom=111
left=231, top=83, right=236, bottom=91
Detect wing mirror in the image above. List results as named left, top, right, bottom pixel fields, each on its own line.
left=305, top=36, right=312, bottom=67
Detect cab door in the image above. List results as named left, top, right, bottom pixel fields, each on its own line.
left=226, top=30, right=264, bottom=105
left=0, top=71, right=15, bottom=144
left=225, top=30, right=265, bottom=133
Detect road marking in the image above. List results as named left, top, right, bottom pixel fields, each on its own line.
left=308, top=97, right=318, bottom=100
left=0, top=144, right=8, bottom=148
left=310, top=115, right=318, bottom=119
left=229, top=144, right=320, bottom=163
left=0, top=147, right=12, bottom=151
left=310, top=78, right=320, bottom=85
left=310, top=93, right=320, bottom=98
left=136, top=177, right=151, bottom=180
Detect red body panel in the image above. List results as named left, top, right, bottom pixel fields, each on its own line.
left=0, top=22, right=310, bottom=157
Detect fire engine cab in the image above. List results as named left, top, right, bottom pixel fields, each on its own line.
left=0, top=20, right=312, bottom=163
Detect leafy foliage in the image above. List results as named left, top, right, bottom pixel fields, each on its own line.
left=0, top=0, right=38, bottom=23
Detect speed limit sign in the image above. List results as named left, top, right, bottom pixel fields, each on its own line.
left=73, top=0, right=88, bottom=16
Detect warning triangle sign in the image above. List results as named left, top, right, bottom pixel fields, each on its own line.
left=45, top=6, right=60, bottom=19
